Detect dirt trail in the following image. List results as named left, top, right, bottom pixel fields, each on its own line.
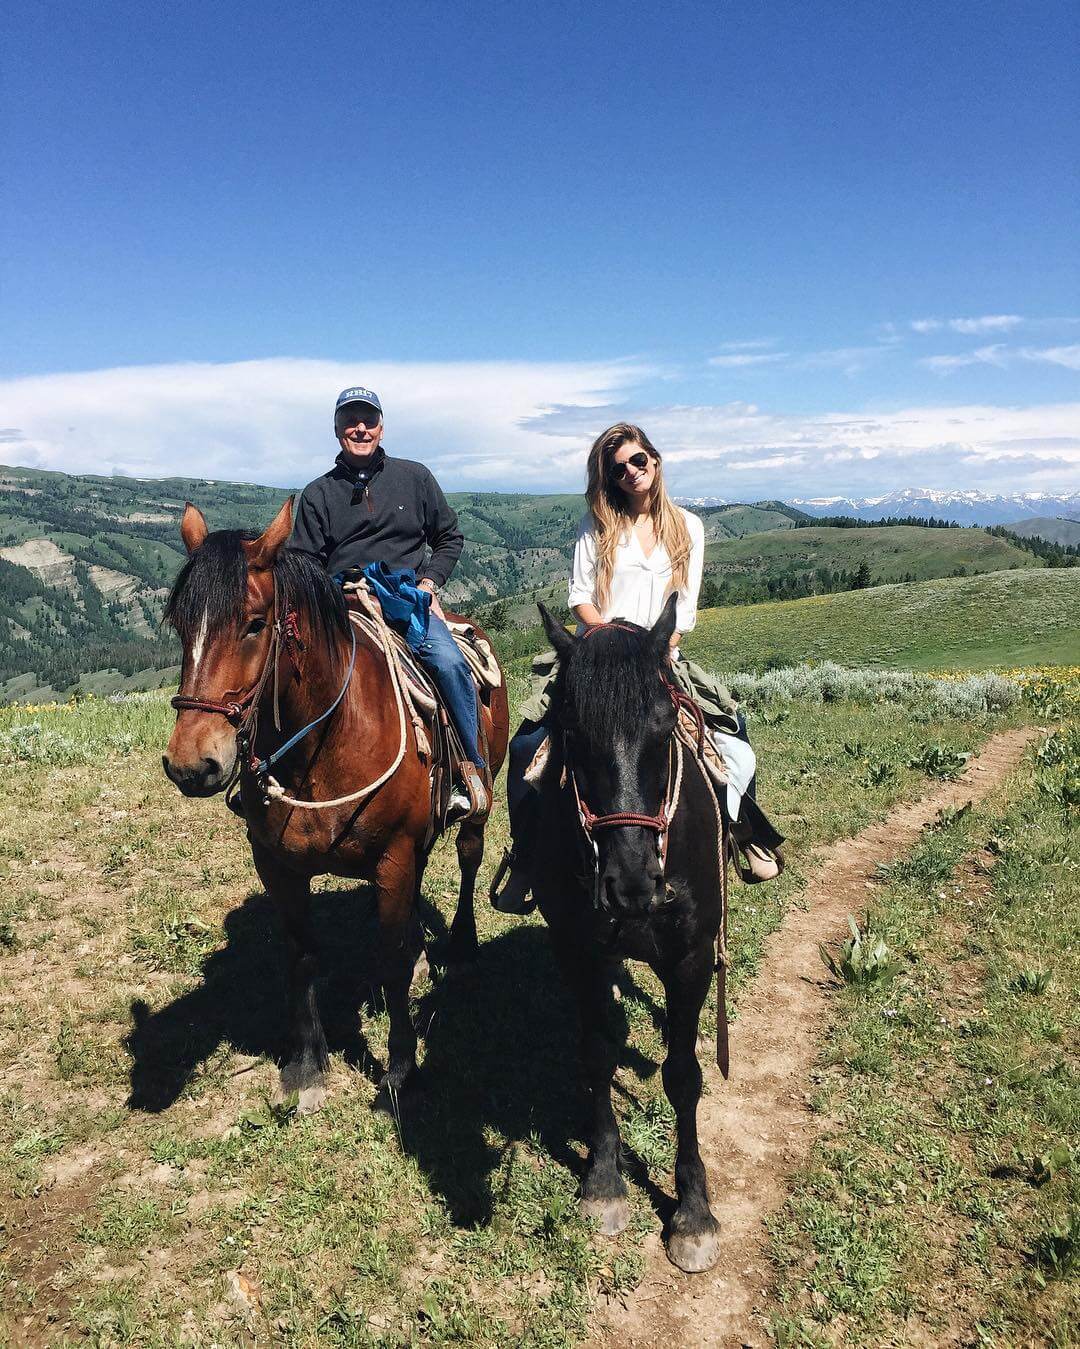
left=594, top=726, right=1040, bottom=1349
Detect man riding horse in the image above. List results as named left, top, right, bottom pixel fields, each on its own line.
left=289, top=386, right=489, bottom=822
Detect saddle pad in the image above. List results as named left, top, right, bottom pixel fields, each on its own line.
left=347, top=604, right=439, bottom=713
left=446, top=620, right=503, bottom=690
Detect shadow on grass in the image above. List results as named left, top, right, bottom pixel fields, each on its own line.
left=403, top=923, right=668, bottom=1227
left=126, top=882, right=385, bottom=1113
left=126, top=881, right=669, bottom=1228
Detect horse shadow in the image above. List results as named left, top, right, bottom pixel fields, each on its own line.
left=126, top=884, right=671, bottom=1227
left=126, top=883, right=388, bottom=1112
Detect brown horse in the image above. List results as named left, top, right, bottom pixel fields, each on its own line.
left=161, top=498, right=509, bottom=1111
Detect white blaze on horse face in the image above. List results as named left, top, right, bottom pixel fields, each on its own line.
left=189, top=607, right=209, bottom=678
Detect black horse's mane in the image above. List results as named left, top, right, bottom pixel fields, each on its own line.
left=164, top=532, right=349, bottom=656
left=562, top=624, right=663, bottom=747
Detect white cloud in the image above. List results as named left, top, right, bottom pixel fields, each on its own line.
left=712, top=339, right=777, bottom=352
left=531, top=398, right=1080, bottom=497
left=911, top=314, right=1023, bottom=335
left=948, top=314, right=1023, bottom=334
left=1, top=357, right=1077, bottom=501
left=707, top=352, right=788, bottom=368
left=709, top=345, right=883, bottom=377
left=920, top=345, right=1009, bottom=372
left=1020, top=344, right=1080, bottom=371
left=922, top=343, right=1080, bottom=374
left=0, top=356, right=650, bottom=488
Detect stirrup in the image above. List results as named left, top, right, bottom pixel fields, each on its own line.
left=489, top=847, right=537, bottom=914
left=449, top=763, right=490, bottom=824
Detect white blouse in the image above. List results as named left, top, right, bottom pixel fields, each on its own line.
left=568, top=508, right=706, bottom=633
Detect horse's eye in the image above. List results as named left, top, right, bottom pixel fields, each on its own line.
left=244, top=617, right=267, bottom=638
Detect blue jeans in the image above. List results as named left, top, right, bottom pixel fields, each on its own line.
left=408, top=613, right=483, bottom=768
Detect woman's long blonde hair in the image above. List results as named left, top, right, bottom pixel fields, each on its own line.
left=585, top=423, right=690, bottom=613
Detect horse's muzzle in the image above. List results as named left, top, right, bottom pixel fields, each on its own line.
left=162, top=752, right=230, bottom=797
left=599, top=860, right=667, bottom=916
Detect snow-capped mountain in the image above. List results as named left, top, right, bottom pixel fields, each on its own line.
left=788, top=488, right=1080, bottom=527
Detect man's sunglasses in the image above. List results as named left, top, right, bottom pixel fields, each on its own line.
left=610, top=451, right=650, bottom=482
left=336, top=408, right=381, bottom=430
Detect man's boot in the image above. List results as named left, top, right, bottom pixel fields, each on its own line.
left=448, top=762, right=490, bottom=825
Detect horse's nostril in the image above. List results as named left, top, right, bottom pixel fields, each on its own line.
left=203, top=757, right=222, bottom=781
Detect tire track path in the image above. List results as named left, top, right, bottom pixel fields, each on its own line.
left=595, top=726, right=1040, bottom=1348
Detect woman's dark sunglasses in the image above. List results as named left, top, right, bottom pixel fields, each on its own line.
left=610, top=451, right=650, bottom=482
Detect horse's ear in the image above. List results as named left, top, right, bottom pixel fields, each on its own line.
left=538, top=602, right=576, bottom=660
left=180, top=503, right=209, bottom=555
left=247, top=496, right=294, bottom=571
left=649, top=592, right=679, bottom=660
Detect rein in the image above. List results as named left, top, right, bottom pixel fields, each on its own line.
left=170, top=597, right=359, bottom=788
left=171, top=578, right=419, bottom=812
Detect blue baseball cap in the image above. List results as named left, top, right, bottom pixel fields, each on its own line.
left=334, top=386, right=383, bottom=420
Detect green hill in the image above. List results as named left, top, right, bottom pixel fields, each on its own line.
left=702, top=523, right=1041, bottom=605
left=3, top=462, right=1072, bottom=700
left=1005, top=516, right=1080, bottom=548
left=683, top=568, right=1080, bottom=672
left=697, top=503, right=801, bottom=540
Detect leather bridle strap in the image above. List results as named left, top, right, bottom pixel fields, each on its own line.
left=170, top=620, right=283, bottom=729
left=170, top=686, right=259, bottom=725
left=570, top=738, right=682, bottom=860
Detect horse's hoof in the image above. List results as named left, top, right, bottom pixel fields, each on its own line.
left=296, top=1084, right=328, bottom=1114
left=278, top=1065, right=327, bottom=1114
left=581, top=1194, right=630, bottom=1237
left=666, top=1220, right=721, bottom=1273
left=372, top=1070, right=419, bottom=1117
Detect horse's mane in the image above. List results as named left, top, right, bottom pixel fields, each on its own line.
left=562, top=624, right=662, bottom=747
left=164, top=533, right=349, bottom=657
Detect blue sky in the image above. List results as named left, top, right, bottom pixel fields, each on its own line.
left=2, top=0, right=1077, bottom=499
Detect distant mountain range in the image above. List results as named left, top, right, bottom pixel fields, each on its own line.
left=787, top=488, right=1080, bottom=527
left=679, top=488, right=1080, bottom=528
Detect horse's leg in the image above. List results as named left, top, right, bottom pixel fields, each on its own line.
left=447, top=820, right=483, bottom=966
left=372, top=837, right=421, bottom=1113
left=554, top=929, right=629, bottom=1235
left=252, top=846, right=329, bottom=1114
left=658, top=951, right=720, bottom=1273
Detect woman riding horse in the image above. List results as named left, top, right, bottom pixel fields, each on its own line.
left=162, top=498, right=508, bottom=1112
left=493, top=421, right=784, bottom=913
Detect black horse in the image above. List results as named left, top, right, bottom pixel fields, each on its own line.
left=535, top=594, right=726, bottom=1273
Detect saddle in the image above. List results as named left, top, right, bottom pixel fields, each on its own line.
left=342, top=582, right=497, bottom=839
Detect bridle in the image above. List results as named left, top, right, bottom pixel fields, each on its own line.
left=563, top=622, right=688, bottom=905
left=170, top=596, right=357, bottom=787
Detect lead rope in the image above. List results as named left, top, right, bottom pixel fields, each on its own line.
left=691, top=743, right=730, bottom=1077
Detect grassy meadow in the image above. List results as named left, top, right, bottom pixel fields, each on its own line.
left=703, top=522, right=1040, bottom=585
left=769, top=728, right=1080, bottom=1346
left=685, top=567, right=1080, bottom=672
left=2, top=651, right=1073, bottom=1344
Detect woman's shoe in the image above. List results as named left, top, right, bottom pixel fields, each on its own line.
left=730, top=839, right=784, bottom=885
left=489, top=848, right=537, bottom=914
